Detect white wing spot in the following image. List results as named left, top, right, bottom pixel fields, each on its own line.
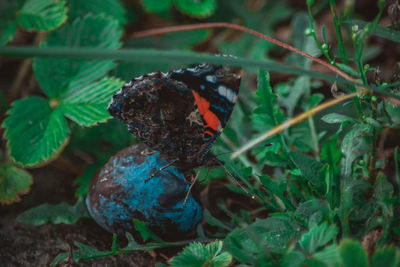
left=218, top=85, right=236, bottom=103
left=186, top=67, right=197, bottom=72
left=206, top=75, right=217, bottom=83
left=124, top=81, right=132, bottom=87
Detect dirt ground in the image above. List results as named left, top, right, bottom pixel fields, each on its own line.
left=0, top=164, right=155, bottom=266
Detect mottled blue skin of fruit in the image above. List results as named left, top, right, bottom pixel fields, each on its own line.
left=86, top=144, right=202, bottom=235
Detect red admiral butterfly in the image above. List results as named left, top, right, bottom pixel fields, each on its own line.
left=108, top=64, right=241, bottom=172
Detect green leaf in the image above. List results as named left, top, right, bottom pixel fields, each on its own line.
left=371, top=246, right=400, bottom=267
left=374, top=173, right=394, bottom=201
left=295, top=199, right=329, bottom=227
left=282, top=251, right=306, bottom=267
left=142, top=0, right=173, bottom=13
left=224, top=216, right=300, bottom=264
left=68, top=0, right=127, bottom=24
left=0, top=1, right=23, bottom=46
left=203, top=209, right=233, bottom=232
left=0, top=163, right=33, bottom=204
left=312, top=244, right=342, bottom=266
left=341, top=123, right=371, bottom=177
left=321, top=113, right=357, bottom=124
left=174, top=0, right=217, bottom=18
left=75, top=164, right=101, bottom=197
left=18, top=0, right=67, bottom=31
left=335, top=63, right=360, bottom=78
left=290, top=151, right=324, bottom=188
left=321, top=25, right=328, bottom=44
left=60, top=77, right=123, bottom=126
left=2, top=97, right=69, bottom=167
left=170, top=241, right=232, bottom=267
left=339, top=240, right=369, bottom=267
left=0, top=21, right=17, bottom=47
left=299, top=222, right=338, bottom=254
left=133, top=219, right=163, bottom=242
left=17, top=197, right=90, bottom=225
left=33, top=14, right=122, bottom=99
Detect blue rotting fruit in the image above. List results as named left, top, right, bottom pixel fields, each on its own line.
left=86, top=144, right=202, bottom=236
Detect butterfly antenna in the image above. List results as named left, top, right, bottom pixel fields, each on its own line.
left=218, top=161, right=255, bottom=199
left=145, top=159, right=178, bottom=182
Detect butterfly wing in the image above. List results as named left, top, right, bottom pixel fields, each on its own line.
left=108, top=65, right=241, bottom=171
left=167, top=64, right=242, bottom=161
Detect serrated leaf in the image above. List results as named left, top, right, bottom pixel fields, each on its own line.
left=68, top=0, right=127, bottom=24
left=18, top=0, right=67, bottom=31
left=321, top=113, right=357, bottom=124
left=33, top=14, right=122, bottom=99
left=224, top=216, right=300, bottom=264
left=0, top=1, right=23, bottom=46
left=60, top=77, right=123, bottom=126
left=0, top=163, right=33, bottom=204
left=142, top=0, right=173, bottom=13
left=290, top=151, right=324, bottom=188
left=295, top=199, right=329, bottom=227
left=299, top=222, right=338, bottom=254
left=339, top=240, right=369, bottom=267
left=174, top=0, right=217, bottom=18
left=251, top=70, right=282, bottom=146
left=371, top=246, right=400, bottom=267
left=312, top=244, right=342, bottom=266
left=341, top=123, right=371, bottom=177
left=17, top=197, right=90, bottom=225
left=170, top=241, right=232, bottom=267
left=2, top=97, right=69, bottom=167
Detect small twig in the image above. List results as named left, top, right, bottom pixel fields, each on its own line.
left=128, top=22, right=357, bottom=83
left=9, top=32, right=47, bottom=100
left=9, top=58, right=33, bottom=100
left=65, top=234, right=77, bottom=265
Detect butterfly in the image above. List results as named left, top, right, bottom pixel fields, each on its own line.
left=108, top=64, right=241, bottom=172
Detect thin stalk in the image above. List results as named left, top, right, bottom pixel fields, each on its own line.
left=395, top=147, right=400, bottom=187
left=306, top=2, right=333, bottom=63
left=231, top=90, right=365, bottom=159
left=127, top=22, right=357, bottom=82
left=330, top=0, right=348, bottom=65
left=329, top=0, right=365, bottom=121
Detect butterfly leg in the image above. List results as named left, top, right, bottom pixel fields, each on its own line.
left=145, top=159, right=178, bottom=182
left=181, top=169, right=202, bottom=208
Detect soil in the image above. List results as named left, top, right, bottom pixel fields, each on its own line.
left=0, top=164, right=155, bottom=267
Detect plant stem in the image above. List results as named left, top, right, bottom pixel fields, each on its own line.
left=231, top=90, right=365, bottom=159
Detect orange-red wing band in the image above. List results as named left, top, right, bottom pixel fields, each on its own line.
left=192, top=90, right=221, bottom=136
